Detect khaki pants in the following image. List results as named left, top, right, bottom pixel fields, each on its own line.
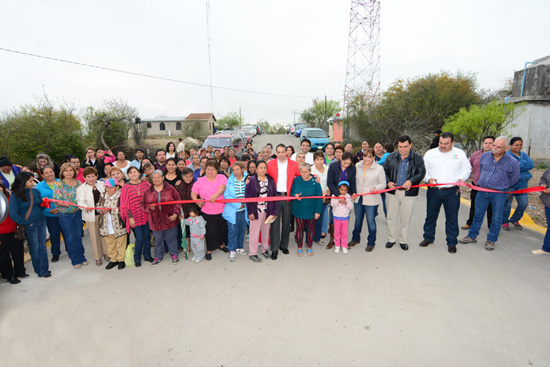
left=86, top=218, right=109, bottom=260
left=103, top=234, right=128, bottom=262
left=386, top=190, right=417, bottom=244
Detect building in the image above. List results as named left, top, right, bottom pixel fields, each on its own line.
left=141, top=113, right=216, bottom=138
left=507, top=56, right=550, bottom=161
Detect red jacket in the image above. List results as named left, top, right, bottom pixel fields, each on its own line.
left=0, top=196, right=17, bottom=234
left=267, top=158, right=300, bottom=194
left=141, top=182, right=182, bottom=231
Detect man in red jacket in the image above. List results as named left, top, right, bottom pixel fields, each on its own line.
left=267, top=144, right=300, bottom=260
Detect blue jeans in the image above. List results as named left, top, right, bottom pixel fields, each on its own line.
left=153, top=226, right=178, bottom=258
left=228, top=211, right=247, bottom=252
left=133, top=223, right=152, bottom=263
left=468, top=191, right=507, bottom=242
left=351, top=199, right=378, bottom=245
left=25, top=218, right=50, bottom=276
left=58, top=211, right=87, bottom=266
left=543, top=206, right=550, bottom=253
left=502, top=193, right=528, bottom=224
left=423, top=187, right=461, bottom=246
left=314, top=203, right=329, bottom=242
left=45, top=215, right=64, bottom=256
left=322, top=205, right=329, bottom=234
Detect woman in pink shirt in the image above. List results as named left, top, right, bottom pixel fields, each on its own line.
left=191, top=159, right=228, bottom=261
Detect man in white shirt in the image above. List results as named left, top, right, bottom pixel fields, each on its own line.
left=177, top=138, right=185, bottom=153
left=419, top=132, right=471, bottom=253
left=291, top=138, right=314, bottom=165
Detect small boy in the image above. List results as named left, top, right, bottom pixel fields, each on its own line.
left=330, top=180, right=353, bottom=254
left=99, top=178, right=128, bottom=269
left=185, top=204, right=207, bottom=263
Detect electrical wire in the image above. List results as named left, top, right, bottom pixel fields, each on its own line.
left=0, top=47, right=318, bottom=98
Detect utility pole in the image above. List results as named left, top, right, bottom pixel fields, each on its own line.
left=292, top=110, right=300, bottom=124
left=324, top=95, right=327, bottom=131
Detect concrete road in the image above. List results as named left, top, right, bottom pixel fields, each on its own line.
left=1, top=134, right=548, bottom=367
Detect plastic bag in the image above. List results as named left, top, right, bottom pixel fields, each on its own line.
left=125, top=243, right=135, bottom=267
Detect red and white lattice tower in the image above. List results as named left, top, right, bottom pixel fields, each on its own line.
left=343, top=0, right=381, bottom=118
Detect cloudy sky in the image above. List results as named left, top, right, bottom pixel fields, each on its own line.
left=0, top=0, right=548, bottom=126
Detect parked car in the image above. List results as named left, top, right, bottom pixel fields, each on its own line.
left=244, top=125, right=261, bottom=135
left=237, top=129, right=254, bottom=143
left=295, top=124, right=307, bottom=137
left=242, top=125, right=256, bottom=137
left=201, top=133, right=245, bottom=157
left=300, top=128, right=330, bottom=151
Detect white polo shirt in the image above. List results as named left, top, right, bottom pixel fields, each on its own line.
left=423, top=146, right=471, bottom=187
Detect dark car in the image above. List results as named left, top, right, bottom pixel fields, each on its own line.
left=201, top=133, right=245, bottom=157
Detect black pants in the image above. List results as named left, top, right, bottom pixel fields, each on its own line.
left=467, top=188, right=492, bottom=229
left=202, top=213, right=228, bottom=252
left=270, top=197, right=293, bottom=251
left=0, top=233, right=26, bottom=279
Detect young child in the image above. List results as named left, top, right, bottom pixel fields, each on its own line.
left=185, top=204, right=207, bottom=263
left=98, top=178, right=128, bottom=269
left=331, top=181, right=353, bottom=254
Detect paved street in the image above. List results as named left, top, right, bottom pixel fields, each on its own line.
left=1, top=134, right=548, bottom=367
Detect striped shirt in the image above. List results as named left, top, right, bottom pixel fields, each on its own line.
left=235, top=177, right=246, bottom=212
left=120, top=181, right=150, bottom=231
left=478, top=152, right=520, bottom=190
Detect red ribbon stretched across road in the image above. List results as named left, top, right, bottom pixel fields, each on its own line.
left=40, top=182, right=546, bottom=211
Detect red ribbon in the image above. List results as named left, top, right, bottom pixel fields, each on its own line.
left=40, top=183, right=546, bottom=211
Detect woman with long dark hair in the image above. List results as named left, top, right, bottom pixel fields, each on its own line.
left=9, top=172, right=51, bottom=277
left=166, top=142, right=177, bottom=159
left=36, top=166, right=64, bottom=262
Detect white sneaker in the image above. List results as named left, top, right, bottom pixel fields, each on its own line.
left=335, top=247, right=340, bottom=253
left=194, top=258, right=202, bottom=263
left=191, top=256, right=196, bottom=261
left=236, top=248, right=248, bottom=255
left=343, top=247, right=348, bottom=254
left=229, top=251, right=237, bottom=261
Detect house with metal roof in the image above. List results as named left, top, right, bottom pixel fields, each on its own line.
left=141, top=113, right=216, bottom=137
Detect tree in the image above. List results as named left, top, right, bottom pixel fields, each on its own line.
left=257, top=118, right=271, bottom=134
left=350, top=71, right=482, bottom=149
left=83, top=99, right=138, bottom=150
left=443, top=101, right=523, bottom=154
left=0, top=96, right=85, bottom=164
left=217, top=111, right=241, bottom=130
left=300, top=98, right=341, bottom=129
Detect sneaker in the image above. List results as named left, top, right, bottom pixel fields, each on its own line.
left=261, top=250, right=270, bottom=259
left=249, top=255, right=262, bottom=263
left=151, top=257, right=162, bottom=266
left=511, top=221, right=523, bottom=230
left=485, top=241, right=495, bottom=251
left=532, top=249, right=550, bottom=255
left=191, top=256, right=196, bottom=261
left=194, top=258, right=202, bottom=263
left=236, top=248, right=248, bottom=255
left=335, top=246, right=340, bottom=253
left=229, top=251, right=237, bottom=262
left=171, top=255, right=179, bottom=264
left=343, top=247, right=348, bottom=254
left=501, top=223, right=510, bottom=231
left=459, top=236, right=477, bottom=244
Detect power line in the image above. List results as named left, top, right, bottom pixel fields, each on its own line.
left=0, top=47, right=318, bottom=98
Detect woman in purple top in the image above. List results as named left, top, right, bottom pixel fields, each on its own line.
left=245, top=160, right=277, bottom=262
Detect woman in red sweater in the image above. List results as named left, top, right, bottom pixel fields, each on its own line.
left=0, top=182, right=27, bottom=284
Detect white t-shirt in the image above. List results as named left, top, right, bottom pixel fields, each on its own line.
left=177, top=142, right=185, bottom=153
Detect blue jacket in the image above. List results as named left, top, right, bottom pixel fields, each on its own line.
left=0, top=165, right=21, bottom=189
left=8, top=188, right=45, bottom=226
left=222, top=172, right=248, bottom=225
left=36, top=179, right=60, bottom=217
left=506, top=151, right=534, bottom=189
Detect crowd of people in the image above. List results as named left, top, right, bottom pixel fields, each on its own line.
left=0, top=133, right=549, bottom=285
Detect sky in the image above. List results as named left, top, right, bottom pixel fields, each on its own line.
left=0, top=0, right=548, bottom=126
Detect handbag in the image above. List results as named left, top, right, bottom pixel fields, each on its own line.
left=14, top=189, right=33, bottom=240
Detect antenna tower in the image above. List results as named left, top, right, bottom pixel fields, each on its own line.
left=343, top=0, right=380, bottom=131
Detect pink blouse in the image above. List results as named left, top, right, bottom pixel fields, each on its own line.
left=191, top=174, right=227, bottom=215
